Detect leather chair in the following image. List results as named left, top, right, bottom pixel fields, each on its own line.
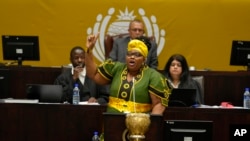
left=61, top=65, right=72, bottom=73
left=192, top=76, right=205, bottom=104
left=104, top=33, right=155, bottom=59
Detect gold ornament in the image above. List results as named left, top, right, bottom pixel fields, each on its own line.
left=125, top=113, right=151, bottom=141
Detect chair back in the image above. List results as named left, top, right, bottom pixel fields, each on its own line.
left=61, top=65, right=72, bottom=73
left=192, top=76, right=204, bottom=104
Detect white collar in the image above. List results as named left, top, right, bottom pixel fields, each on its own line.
left=168, top=79, right=180, bottom=88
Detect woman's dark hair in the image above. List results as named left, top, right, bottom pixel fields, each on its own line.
left=164, top=54, right=190, bottom=82
left=135, top=36, right=151, bottom=50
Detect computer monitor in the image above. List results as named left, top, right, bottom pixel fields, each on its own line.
left=26, top=84, right=63, bottom=103
left=168, top=88, right=197, bottom=107
left=164, top=120, right=213, bottom=141
left=1, top=35, right=40, bottom=66
left=230, top=40, right=250, bottom=71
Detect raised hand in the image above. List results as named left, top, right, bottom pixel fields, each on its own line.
left=86, top=32, right=99, bottom=51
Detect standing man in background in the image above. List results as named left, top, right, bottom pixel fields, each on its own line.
left=109, top=19, right=158, bottom=69
left=54, top=46, right=109, bottom=104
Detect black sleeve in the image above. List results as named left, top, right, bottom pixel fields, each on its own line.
left=96, top=84, right=110, bottom=105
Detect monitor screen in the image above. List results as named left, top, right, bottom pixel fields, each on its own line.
left=164, top=120, right=213, bottom=141
left=230, top=40, right=250, bottom=70
left=26, top=84, right=63, bottom=103
left=1, top=35, right=40, bottom=66
left=168, top=88, right=197, bottom=107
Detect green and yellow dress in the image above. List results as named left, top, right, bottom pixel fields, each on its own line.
left=98, top=59, right=171, bottom=113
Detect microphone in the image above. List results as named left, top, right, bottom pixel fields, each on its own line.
left=132, top=77, right=136, bottom=113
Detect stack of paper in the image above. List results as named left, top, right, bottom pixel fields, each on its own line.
left=0, top=98, right=39, bottom=104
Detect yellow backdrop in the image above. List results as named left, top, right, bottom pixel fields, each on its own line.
left=0, top=0, right=250, bottom=71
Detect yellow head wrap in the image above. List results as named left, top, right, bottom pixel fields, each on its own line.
left=127, top=39, right=148, bottom=58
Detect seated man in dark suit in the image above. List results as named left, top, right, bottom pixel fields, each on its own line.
left=109, top=19, right=158, bottom=69
left=54, top=46, right=109, bottom=104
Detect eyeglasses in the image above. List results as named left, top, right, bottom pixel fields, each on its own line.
left=126, top=52, right=143, bottom=58
left=130, top=28, right=144, bottom=32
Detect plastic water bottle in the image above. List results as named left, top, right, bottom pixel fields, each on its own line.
left=72, top=83, right=80, bottom=105
left=243, top=87, right=250, bottom=109
left=92, top=131, right=100, bottom=141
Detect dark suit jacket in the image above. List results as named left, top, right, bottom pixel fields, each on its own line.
left=54, top=68, right=109, bottom=104
left=109, top=36, right=158, bottom=69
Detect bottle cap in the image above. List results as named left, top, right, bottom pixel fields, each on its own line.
left=94, top=131, right=98, bottom=135
left=74, top=83, right=78, bottom=87
left=245, top=87, right=249, bottom=91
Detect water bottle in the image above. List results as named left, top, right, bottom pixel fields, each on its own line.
left=92, top=131, right=100, bottom=141
left=72, top=83, right=80, bottom=105
left=243, top=87, right=250, bottom=109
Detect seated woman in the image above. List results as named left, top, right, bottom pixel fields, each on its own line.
left=85, top=33, right=171, bottom=115
left=163, top=54, right=204, bottom=104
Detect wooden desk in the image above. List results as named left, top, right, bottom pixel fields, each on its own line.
left=190, top=71, right=250, bottom=106
left=0, top=66, right=61, bottom=99
left=0, top=103, right=249, bottom=141
left=1, top=67, right=250, bottom=106
left=0, top=103, right=106, bottom=141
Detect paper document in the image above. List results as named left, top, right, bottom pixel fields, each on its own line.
left=0, top=98, right=39, bottom=104
left=78, top=101, right=100, bottom=105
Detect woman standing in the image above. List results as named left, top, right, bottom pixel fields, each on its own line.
left=85, top=33, right=171, bottom=115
